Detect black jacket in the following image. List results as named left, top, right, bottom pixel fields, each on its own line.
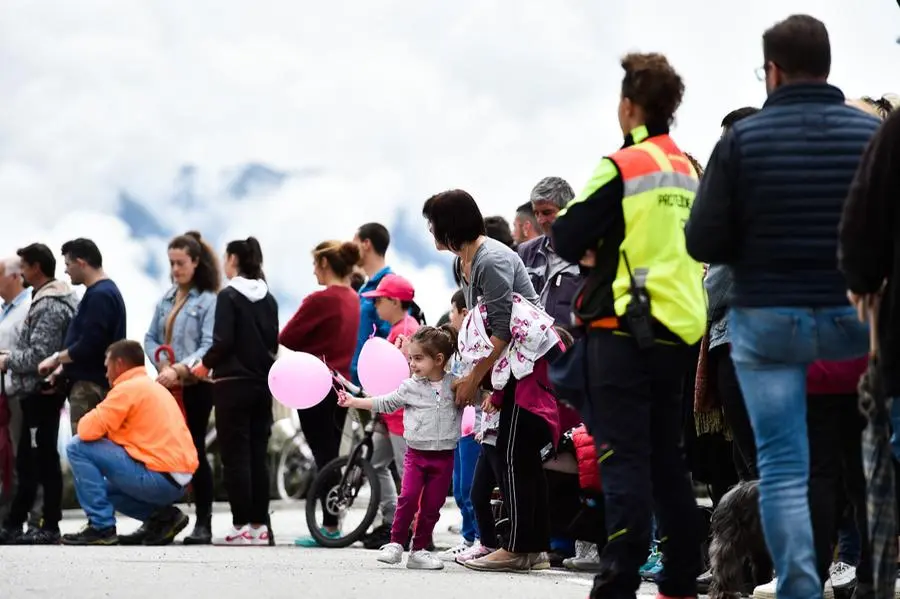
left=202, top=284, right=279, bottom=381
left=840, top=109, right=900, bottom=394
left=686, top=83, right=880, bottom=307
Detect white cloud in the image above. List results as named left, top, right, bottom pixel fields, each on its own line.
left=1, top=0, right=899, bottom=338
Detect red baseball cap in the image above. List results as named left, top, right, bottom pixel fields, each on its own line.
left=361, top=274, right=415, bottom=302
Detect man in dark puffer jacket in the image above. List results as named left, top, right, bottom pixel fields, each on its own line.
left=685, top=14, right=879, bottom=599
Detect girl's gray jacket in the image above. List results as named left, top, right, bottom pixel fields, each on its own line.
left=371, top=374, right=462, bottom=451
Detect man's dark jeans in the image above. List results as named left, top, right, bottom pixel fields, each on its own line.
left=583, top=330, right=701, bottom=599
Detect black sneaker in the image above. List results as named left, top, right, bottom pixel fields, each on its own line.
left=61, top=525, right=118, bottom=546
left=16, top=526, right=60, bottom=545
left=362, top=524, right=392, bottom=550
left=0, top=526, right=23, bottom=545
left=118, top=518, right=154, bottom=546
left=142, top=507, right=189, bottom=546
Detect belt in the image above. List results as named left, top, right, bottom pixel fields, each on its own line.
left=162, top=472, right=185, bottom=489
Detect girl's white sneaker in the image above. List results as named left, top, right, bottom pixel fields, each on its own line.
left=247, top=525, right=271, bottom=546
left=220, top=525, right=251, bottom=546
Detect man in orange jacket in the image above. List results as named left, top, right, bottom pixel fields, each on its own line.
left=62, top=340, right=199, bottom=546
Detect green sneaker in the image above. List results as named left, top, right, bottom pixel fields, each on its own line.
left=294, top=529, right=341, bottom=547
left=639, top=542, right=663, bottom=580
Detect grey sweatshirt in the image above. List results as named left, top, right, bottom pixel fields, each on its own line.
left=460, top=237, right=539, bottom=341
left=371, top=374, right=462, bottom=451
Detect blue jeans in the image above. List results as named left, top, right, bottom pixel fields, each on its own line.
left=67, top=437, right=186, bottom=529
left=453, top=434, right=480, bottom=542
left=729, top=306, right=868, bottom=599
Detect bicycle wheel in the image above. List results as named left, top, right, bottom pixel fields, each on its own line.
left=277, top=434, right=317, bottom=501
left=304, top=454, right=381, bottom=548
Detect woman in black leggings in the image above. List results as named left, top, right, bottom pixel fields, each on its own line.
left=194, top=237, right=279, bottom=545
left=144, top=231, right=220, bottom=545
left=279, top=240, right=362, bottom=546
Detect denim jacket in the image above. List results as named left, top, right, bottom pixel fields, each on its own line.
left=705, top=264, right=733, bottom=349
left=144, top=286, right=217, bottom=367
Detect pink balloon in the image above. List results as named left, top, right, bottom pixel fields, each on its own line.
left=358, top=337, right=410, bottom=395
left=268, top=351, right=332, bottom=409
left=461, top=406, right=476, bottom=436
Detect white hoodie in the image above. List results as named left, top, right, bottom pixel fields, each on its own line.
left=228, top=276, right=268, bottom=302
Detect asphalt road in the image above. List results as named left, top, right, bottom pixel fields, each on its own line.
left=0, top=500, right=664, bottom=599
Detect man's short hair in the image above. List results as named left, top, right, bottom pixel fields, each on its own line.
left=515, top=202, right=538, bottom=224
left=16, top=243, right=56, bottom=278
left=484, top=216, right=515, bottom=248
left=61, top=238, right=103, bottom=269
left=106, top=340, right=146, bottom=369
left=356, top=223, right=390, bottom=257
left=763, top=15, right=831, bottom=79
left=529, top=176, right=575, bottom=209
left=721, top=107, right=760, bottom=129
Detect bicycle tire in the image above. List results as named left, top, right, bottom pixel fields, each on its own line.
left=277, top=436, right=316, bottom=501
left=304, top=455, right=381, bottom=548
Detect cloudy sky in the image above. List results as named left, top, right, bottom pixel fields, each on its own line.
left=1, top=1, right=898, bottom=348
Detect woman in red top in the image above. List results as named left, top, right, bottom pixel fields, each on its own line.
left=279, top=240, right=362, bottom=545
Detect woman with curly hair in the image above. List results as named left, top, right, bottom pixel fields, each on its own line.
left=552, top=53, right=707, bottom=599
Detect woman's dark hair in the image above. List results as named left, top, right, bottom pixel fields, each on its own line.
left=484, top=216, right=515, bottom=248
left=411, top=324, right=459, bottom=365
left=225, top=236, right=265, bottom=280
left=620, top=52, right=685, bottom=128
left=350, top=271, right=366, bottom=292
left=451, top=288, right=466, bottom=312
left=168, top=231, right=221, bottom=293
left=313, top=240, right=361, bottom=279
left=422, top=189, right=486, bottom=252
left=684, top=152, right=704, bottom=178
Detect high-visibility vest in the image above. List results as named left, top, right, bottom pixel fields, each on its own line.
left=607, top=134, right=706, bottom=345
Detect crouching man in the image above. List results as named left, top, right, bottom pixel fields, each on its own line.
left=62, top=340, right=198, bottom=546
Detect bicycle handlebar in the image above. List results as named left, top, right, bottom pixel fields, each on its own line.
left=331, top=371, right=365, bottom=397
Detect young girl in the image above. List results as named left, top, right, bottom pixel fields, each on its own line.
left=338, top=325, right=462, bottom=570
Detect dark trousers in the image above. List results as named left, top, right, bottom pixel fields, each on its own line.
left=807, top=393, right=872, bottom=589
left=215, top=380, right=272, bottom=526
left=298, top=388, right=348, bottom=527
left=183, top=382, right=214, bottom=520
left=583, top=331, right=700, bottom=599
left=471, top=442, right=504, bottom=549
left=711, top=344, right=758, bottom=481
left=497, top=397, right=551, bottom=554
left=4, top=393, right=65, bottom=531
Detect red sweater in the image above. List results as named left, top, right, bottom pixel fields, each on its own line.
left=279, top=286, right=361, bottom=379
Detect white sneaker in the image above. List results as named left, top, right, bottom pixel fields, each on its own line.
left=829, top=562, right=856, bottom=590
left=220, top=525, right=251, bottom=546
left=247, top=525, right=271, bottom=546
left=407, top=549, right=444, bottom=570
left=377, top=542, right=404, bottom=565
left=753, top=578, right=835, bottom=599
left=437, top=540, right=474, bottom=562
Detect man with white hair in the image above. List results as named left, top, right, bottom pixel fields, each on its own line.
left=518, top=176, right=585, bottom=331
left=0, top=257, right=32, bottom=522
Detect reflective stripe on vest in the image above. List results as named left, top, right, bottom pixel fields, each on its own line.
left=608, top=135, right=707, bottom=345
